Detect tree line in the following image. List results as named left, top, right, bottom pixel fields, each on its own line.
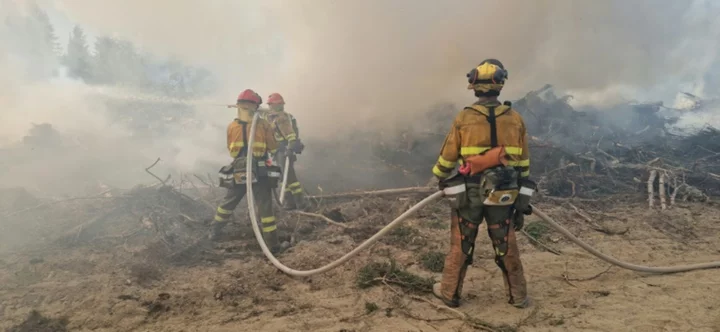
left=4, top=3, right=216, bottom=99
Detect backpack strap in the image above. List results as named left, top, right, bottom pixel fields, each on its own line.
left=273, top=120, right=288, bottom=141
left=465, top=104, right=511, bottom=149
left=235, top=119, right=249, bottom=157
left=487, top=106, right=498, bottom=148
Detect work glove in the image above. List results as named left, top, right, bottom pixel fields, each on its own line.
left=219, top=165, right=234, bottom=175
left=512, top=209, right=525, bottom=231
left=514, top=178, right=537, bottom=215
left=290, top=139, right=304, bottom=154
left=437, top=177, right=452, bottom=191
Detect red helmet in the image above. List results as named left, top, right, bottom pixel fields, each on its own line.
left=237, top=89, right=261, bottom=104
left=267, top=93, right=285, bottom=105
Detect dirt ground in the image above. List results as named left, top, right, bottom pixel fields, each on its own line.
left=1, top=190, right=720, bottom=332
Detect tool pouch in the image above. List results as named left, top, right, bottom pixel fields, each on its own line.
left=480, top=166, right=520, bottom=206
left=255, top=156, right=283, bottom=188
left=266, top=164, right=282, bottom=189
left=441, top=173, right=469, bottom=209
left=218, top=165, right=235, bottom=189
left=226, top=156, right=257, bottom=185
left=514, top=178, right=537, bottom=214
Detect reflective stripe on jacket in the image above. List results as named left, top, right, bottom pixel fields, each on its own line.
left=433, top=101, right=530, bottom=179
left=261, top=110, right=298, bottom=143
left=227, top=109, right=278, bottom=159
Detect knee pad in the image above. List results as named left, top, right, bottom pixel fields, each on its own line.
left=458, top=218, right=479, bottom=265
left=487, top=218, right=511, bottom=258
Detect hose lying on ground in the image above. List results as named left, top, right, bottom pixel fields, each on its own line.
left=531, top=208, right=720, bottom=273
left=245, top=112, right=720, bottom=277
left=246, top=112, right=445, bottom=277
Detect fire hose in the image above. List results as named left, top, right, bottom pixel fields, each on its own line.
left=245, top=112, right=720, bottom=278
left=278, top=155, right=291, bottom=204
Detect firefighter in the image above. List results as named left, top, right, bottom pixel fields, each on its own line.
left=431, top=59, right=535, bottom=309
left=211, top=89, right=284, bottom=253
left=264, top=92, right=307, bottom=210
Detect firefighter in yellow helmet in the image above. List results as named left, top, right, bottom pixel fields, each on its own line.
left=432, top=59, right=535, bottom=308
left=263, top=92, right=308, bottom=210
left=211, top=89, right=285, bottom=254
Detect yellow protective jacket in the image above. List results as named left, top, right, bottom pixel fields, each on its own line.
left=433, top=100, right=530, bottom=179
left=261, top=110, right=298, bottom=143
left=227, top=107, right=278, bottom=159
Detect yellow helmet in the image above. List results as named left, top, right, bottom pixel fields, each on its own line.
left=466, top=59, right=508, bottom=96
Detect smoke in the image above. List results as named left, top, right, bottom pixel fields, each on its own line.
left=48, top=0, right=720, bottom=134
left=2, top=0, right=720, bottom=196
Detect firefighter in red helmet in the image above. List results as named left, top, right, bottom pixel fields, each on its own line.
left=211, top=89, right=285, bottom=253
left=263, top=92, right=308, bottom=210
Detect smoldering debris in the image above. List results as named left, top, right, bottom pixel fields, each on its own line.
left=334, top=85, right=720, bottom=203
left=0, top=179, right=217, bottom=264
left=0, top=84, right=717, bottom=260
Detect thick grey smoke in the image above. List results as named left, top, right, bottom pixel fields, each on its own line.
left=2, top=0, right=719, bottom=196
left=53, top=0, right=720, bottom=131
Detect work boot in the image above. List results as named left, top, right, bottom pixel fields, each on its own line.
left=511, top=296, right=532, bottom=309
left=433, top=283, right=460, bottom=308
left=208, top=222, right=227, bottom=241
left=264, top=231, right=284, bottom=254
left=294, top=195, right=309, bottom=211
left=284, top=198, right=298, bottom=211
left=271, top=241, right=291, bottom=255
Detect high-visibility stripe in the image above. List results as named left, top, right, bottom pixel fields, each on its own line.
left=460, top=146, right=523, bottom=156
left=291, top=188, right=303, bottom=194
left=229, top=141, right=245, bottom=150
left=504, top=146, right=523, bottom=155
left=261, top=216, right=276, bottom=224
left=214, top=215, right=228, bottom=222
left=437, top=156, right=457, bottom=169
left=217, top=206, right=232, bottom=215
left=262, top=225, right=277, bottom=232
left=433, top=165, right=450, bottom=178
left=460, top=147, right=491, bottom=156
left=230, top=141, right=269, bottom=158
left=507, top=159, right=530, bottom=167
left=520, top=170, right=530, bottom=177
left=229, top=141, right=267, bottom=150
left=288, top=182, right=301, bottom=189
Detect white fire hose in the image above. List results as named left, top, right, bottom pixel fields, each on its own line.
left=245, top=113, right=720, bottom=278
left=278, top=155, right=291, bottom=204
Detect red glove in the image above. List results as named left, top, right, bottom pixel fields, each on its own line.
left=458, top=163, right=471, bottom=175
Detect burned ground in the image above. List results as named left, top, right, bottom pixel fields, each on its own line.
left=1, top=185, right=720, bottom=331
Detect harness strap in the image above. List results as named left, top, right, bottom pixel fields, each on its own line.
left=487, top=106, right=498, bottom=148
left=274, top=120, right=288, bottom=141
left=236, top=119, right=249, bottom=157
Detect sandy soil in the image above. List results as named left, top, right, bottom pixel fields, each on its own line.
left=1, top=193, right=720, bottom=332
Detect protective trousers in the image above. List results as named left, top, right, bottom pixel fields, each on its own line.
left=439, top=206, right=527, bottom=307
left=284, top=157, right=306, bottom=209
left=213, top=179, right=279, bottom=247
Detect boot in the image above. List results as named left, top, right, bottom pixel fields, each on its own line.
left=208, top=222, right=227, bottom=241
left=511, top=296, right=532, bottom=309
left=264, top=231, right=284, bottom=254
left=433, top=283, right=460, bottom=308
left=284, top=197, right=298, bottom=211
left=293, top=194, right=309, bottom=211
left=281, top=190, right=298, bottom=210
